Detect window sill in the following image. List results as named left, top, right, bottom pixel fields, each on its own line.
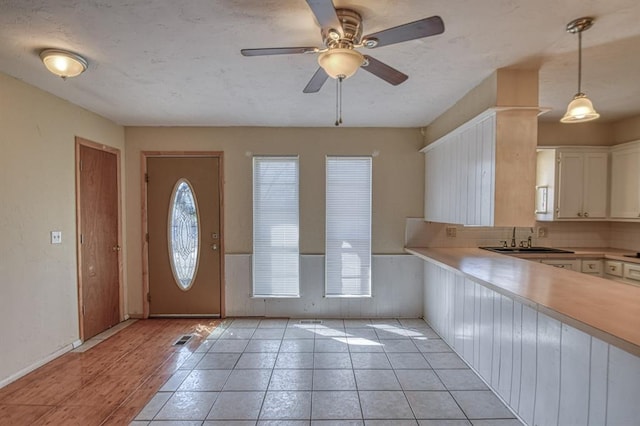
left=251, top=295, right=301, bottom=299
left=324, top=295, right=373, bottom=298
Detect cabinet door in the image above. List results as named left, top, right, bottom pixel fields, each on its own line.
left=425, top=144, right=444, bottom=222
left=611, top=147, right=640, bottom=219
left=478, top=117, right=495, bottom=226
left=582, top=153, right=608, bottom=218
left=556, top=152, right=584, bottom=219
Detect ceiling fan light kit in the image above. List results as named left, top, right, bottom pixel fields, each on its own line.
left=40, top=48, right=88, bottom=79
left=317, top=48, right=364, bottom=79
left=560, top=17, right=600, bottom=123
left=241, top=0, right=444, bottom=125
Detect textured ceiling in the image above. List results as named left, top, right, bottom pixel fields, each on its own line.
left=1, top=0, right=639, bottom=127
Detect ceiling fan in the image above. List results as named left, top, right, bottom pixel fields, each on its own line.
left=240, top=0, right=445, bottom=93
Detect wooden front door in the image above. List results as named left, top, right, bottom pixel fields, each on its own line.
left=146, top=157, right=222, bottom=316
left=78, top=142, right=121, bottom=340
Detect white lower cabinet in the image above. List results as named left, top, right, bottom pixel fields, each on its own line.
left=422, top=260, right=640, bottom=426
left=581, top=259, right=603, bottom=276
left=604, top=260, right=623, bottom=278
left=540, top=258, right=581, bottom=271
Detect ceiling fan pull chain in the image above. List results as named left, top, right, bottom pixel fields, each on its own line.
left=335, top=76, right=344, bottom=126
left=335, top=77, right=339, bottom=126
left=339, top=76, right=343, bottom=125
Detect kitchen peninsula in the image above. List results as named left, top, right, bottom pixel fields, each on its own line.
left=407, top=246, right=640, bottom=426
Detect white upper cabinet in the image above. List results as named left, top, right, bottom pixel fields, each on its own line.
left=423, top=109, right=536, bottom=227
left=536, top=148, right=608, bottom=221
left=610, top=141, right=640, bottom=219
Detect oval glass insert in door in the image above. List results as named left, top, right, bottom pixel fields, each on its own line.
left=168, top=178, right=200, bottom=290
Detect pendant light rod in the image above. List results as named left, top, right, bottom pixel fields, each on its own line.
left=566, top=17, right=593, bottom=94
left=577, top=29, right=582, bottom=94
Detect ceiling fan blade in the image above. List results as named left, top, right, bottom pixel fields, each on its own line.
left=305, top=0, right=343, bottom=34
left=362, top=56, right=408, bottom=86
left=363, top=16, right=444, bottom=48
left=241, top=47, right=316, bottom=56
left=303, top=67, right=329, bottom=93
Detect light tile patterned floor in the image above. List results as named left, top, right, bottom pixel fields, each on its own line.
left=132, top=318, right=522, bottom=425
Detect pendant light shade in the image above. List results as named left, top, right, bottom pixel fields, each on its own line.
left=40, top=49, right=88, bottom=79
left=560, top=93, right=600, bottom=123
left=560, top=17, right=599, bottom=124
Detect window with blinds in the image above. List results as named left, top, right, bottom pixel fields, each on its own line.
left=252, top=156, right=300, bottom=297
left=325, top=156, right=372, bottom=297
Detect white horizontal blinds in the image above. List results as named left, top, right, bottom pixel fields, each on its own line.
left=325, top=156, right=372, bottom=297
left=253, top=156, right=300, bottom=297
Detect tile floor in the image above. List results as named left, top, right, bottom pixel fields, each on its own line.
left=132, top=318, right=521, bottom=425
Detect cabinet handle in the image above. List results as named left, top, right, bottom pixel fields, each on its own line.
left=577, top=212, right=583, bottom=217
left=610, top=266, right=616, bottom=271
left=588, top=264, right=595, bottom=269
left=584, top=212, right=589, bottom=218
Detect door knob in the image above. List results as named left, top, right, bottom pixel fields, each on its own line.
left=211, top=243, right=218, bottom=251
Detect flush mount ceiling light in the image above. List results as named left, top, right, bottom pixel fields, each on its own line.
left=560, top=17, right=600, bottom=124
left=39, top=49, right=88, bottom=79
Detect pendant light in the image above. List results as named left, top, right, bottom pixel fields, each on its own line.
left=560, top=17, right=600, bottom=123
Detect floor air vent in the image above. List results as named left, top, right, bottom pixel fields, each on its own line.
left=299, top=319, right=323, bottom=324
left=173, top=334, right=193, bottom=346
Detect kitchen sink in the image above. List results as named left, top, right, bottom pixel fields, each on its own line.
left=479, top=246, right=575, bottom=254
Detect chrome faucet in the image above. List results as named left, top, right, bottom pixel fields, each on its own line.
left=511, top=227, right=516, bottom=247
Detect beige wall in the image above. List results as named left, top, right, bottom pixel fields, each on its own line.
left=424, top=69, right=539, bottom=146
left=124, top=127, right=424, bottom=315
left=538, top=121, right=615, bottom=146
left=614, top=115, right=640, bottom=144
left=0, top=73, right=125, bottom=384
left=424, top=72, right=497, bottom=145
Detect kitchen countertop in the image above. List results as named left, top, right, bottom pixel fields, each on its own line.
left=406, top=247, right=640, bottom=356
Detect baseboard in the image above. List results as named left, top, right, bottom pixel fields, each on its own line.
left=71, top=339, right=83, bottom=349
left=128, top=313, right=145, bottom=319
left=0, top=342, right=75, bottom=389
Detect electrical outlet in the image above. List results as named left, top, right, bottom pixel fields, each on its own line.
left=446, top=226, right=457, bottom=238
left=537, top=227, right=547, bottom=238
left=51, top=231, right=62, bottom=244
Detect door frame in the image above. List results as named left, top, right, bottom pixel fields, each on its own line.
left=141, top=151, right=225, bottom=319
left=75, top=137, right=124, bottom=341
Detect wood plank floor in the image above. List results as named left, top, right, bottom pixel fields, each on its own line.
left=0, top=319, right=220, bottom=426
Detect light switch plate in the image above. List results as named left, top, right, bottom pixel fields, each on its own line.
left=51, top=231, right=62, bottom=244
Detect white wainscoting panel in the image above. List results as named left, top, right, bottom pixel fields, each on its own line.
left=607, top=345, right=640, bottom=424
left=558, top=324, right=590, bottom=426
left=225, top=254, right=423, bottom=318
left=421, top=259, right=640, bottom=426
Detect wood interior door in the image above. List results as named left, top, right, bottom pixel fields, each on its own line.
left=147, top=157, right=221, bottom=316
left=78, top=144, right=120, bottom=339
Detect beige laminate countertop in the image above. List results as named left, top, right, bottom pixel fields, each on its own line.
left=406, top=247, right=640, bottom=356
